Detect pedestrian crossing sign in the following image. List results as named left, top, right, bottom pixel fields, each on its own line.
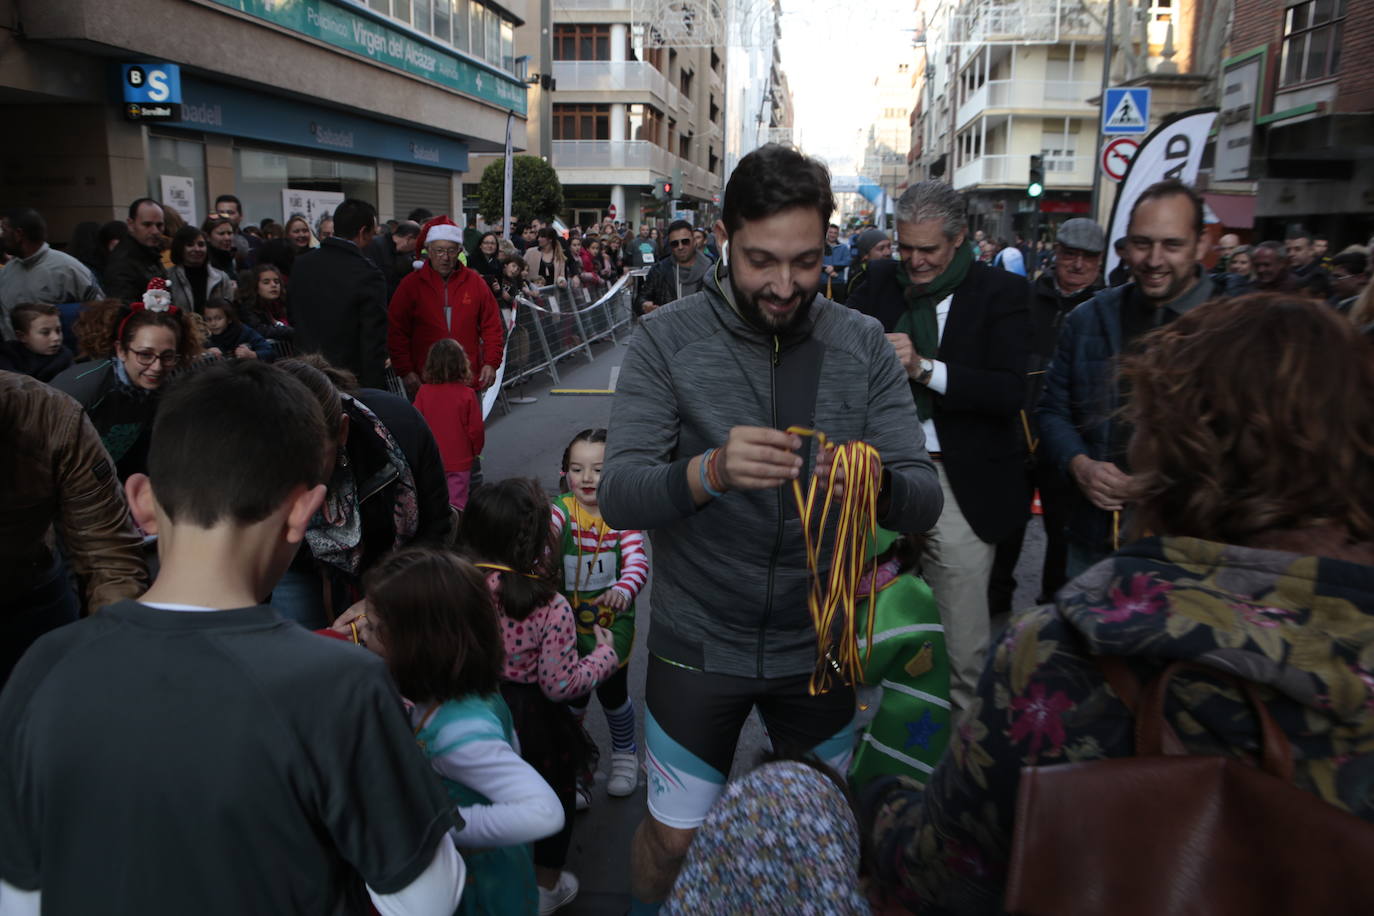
left=1102, top=87, right=1150, bottom=134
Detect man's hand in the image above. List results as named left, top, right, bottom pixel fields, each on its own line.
left=478, top=365, right=496, bottom=390
left=824, top=265, right=836, bottom=277
left=207, top=347, right=223, bottom=358
left=1069, top=455, right=1134, bottom=512
left=717, top=426, right=803, bottom=490
left=402, top=372, right=421, bottom=398
left=813, top=441, right=880, bottom=501
left=641, top=301, right=658, bottom=314
left=234, top=344, right=257, bottom=360
left=885, top=332, right=922, bottom=379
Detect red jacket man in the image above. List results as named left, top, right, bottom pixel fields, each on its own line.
left=387, top=217, right=504, bottom=395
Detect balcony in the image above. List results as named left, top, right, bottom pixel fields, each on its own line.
left=551, top=139, right=673, bottom=174
left=956, top=79, right=1097, bottom=129
left=551, top=61, right=669, bottom=103
left=951, top=0, right=1108, bottom=49
left=953, top=153, right=1093, bottom=191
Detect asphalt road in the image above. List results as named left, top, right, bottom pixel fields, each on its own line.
left=481, top=332, right=1047, bottom=914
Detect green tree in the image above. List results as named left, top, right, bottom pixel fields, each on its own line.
left=476, top=155, right=564, bottom=227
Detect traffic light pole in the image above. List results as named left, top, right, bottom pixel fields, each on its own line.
left=1087, top=0, right=1116, bottom=224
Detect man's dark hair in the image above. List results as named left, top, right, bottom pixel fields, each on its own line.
left=169, top=226, right=205, bottom=266
left=332, top=199, right=377, bottom=241
left=666, top=219, right=694, bottom=237
left=214, top=194, right=243, bottom=213
left=150, top=360, right=327, bottom=527
left=1127, top=179, right=1205, bottom=239
left=260, top=217, right=275, bottom=230
left=1315, top=233, right=1330, bottom=245
left=1284, top=224, right=1313, bottom=243
left=127, top=197, right=161, bottom=221
left=4, top=208, right=46, bottom=244
left=393, top=220, right=421, bottom=239
left=721, top=143, right=835, bottom=236
left=407, top=207, right=435, bottom=223
left=1332, top=251, right=1368, bottom=276
left=364, top=548, right=504, bottom=702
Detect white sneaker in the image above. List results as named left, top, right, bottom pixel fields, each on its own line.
left=537, top=871, right=579, bottom=915
left=575, top=783, right=591, bottom=812
left=607, top=752, right=639, bottom=797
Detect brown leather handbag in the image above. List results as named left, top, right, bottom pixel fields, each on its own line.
left=1004, top=658, right=1374, bottom=916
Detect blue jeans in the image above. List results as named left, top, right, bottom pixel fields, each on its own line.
left=271, top=567, right=330, bottom=630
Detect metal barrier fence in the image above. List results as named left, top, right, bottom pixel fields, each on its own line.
left=500, top=271, right=640, bottom=390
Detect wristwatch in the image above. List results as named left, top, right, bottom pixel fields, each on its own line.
left=917, top=358, right=935, bottom=385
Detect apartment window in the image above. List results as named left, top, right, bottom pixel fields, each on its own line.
left=678, top=134, right=691, bottom=159
left=552, top=104, right=611, bottom=140
left=453, top=0, right=469, bottom=52
left=433, top=0, right=450, bottom=42
left=414, top=0, right=432, bottom=33
left=630, top=104, right=664, bottom=145
left=709, top=148, right=719, bottom=173
left=469, top=1, right=484, bottom=58
left=709, top=95, right=719, bottom=123
left=1280, top=0, right=1346, bottom=86
left=680, top=70, right=693, bottom=97
left=710, top=50, right=721, bottom=74
left=554, top=24, right=611, bottom=61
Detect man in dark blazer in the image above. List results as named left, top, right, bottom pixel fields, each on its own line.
left=849, top=181, right=1031, bottom=712
left=288, top=199, right=388, bottom=389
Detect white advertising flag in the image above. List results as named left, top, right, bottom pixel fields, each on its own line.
left=1104, top=109, right=1218, bottom=278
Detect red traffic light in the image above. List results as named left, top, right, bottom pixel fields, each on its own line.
left=663, top=182, right=673, bottom=194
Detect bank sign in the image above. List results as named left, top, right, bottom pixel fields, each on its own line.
left=206, top=0, right=526, bottom=115
left=122, top=63, right=182, bottom=122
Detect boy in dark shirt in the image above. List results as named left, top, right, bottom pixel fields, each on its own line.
left=0, top=360, right=464, bottom=915
left=0, top=302, right=73, bottom=382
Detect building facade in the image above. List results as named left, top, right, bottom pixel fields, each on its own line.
left=0, top=0, right=529, bottom=240
left=467, top=0, right=730, bottom=230
left=1226, top=0, right=1374, bottom=245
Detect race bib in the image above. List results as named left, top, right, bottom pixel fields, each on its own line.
left=564, top=551, right=617, bottom=593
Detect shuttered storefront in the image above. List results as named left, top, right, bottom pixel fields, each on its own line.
left=393, top=166, right=453, bottom=220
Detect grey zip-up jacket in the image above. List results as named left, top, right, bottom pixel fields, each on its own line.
left=599, top=264, right=943, bottom=679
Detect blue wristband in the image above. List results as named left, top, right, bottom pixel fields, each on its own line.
left=699, top=448, right=726, bottom=499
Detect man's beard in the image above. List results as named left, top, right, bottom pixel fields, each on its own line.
left=728, top=264, right=820, bottom=333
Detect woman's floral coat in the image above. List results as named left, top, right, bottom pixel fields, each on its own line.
left=868, top=536, right=1374, bottom=913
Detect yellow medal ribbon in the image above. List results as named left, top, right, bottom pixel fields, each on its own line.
left=786, top=426, right=883, bottom=696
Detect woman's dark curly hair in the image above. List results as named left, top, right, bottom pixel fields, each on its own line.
left=1122, top=292, right=1374, bottom=545
left=72, top=298, right=203, bottom=362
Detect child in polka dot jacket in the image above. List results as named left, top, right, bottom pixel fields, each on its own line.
left=459, top=478, right=618, bottom=915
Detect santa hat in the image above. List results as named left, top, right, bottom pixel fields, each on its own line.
left=414, top=215, right=464, bottom=270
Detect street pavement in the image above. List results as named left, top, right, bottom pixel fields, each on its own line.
left=482, top=331, right=1047, bottom=914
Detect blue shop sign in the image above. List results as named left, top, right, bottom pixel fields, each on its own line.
left=178, top=77, right=469, bottom=172
left=123, top=63, right=183, bottom=104
left=205, top=0, right=526, bottom=115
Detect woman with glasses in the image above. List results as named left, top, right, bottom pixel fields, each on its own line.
left=52, top=293, right=202, bottom=482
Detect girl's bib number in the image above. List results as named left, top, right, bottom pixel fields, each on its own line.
left=564, top=551, right=617, bottom=593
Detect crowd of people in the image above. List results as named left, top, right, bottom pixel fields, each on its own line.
left=2, top=139, right=1373, bottom=916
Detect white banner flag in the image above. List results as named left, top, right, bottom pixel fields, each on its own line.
left=1104, top=109, right=1218, bottom=278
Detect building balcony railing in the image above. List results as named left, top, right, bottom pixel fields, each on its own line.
left=952, top=153, right=1093, bottom=190
left=554, top=0, right=630, bottom=8
left=951, top=0, right=1109, bottom=48
left=551, top=139, right=674, bottom=174
left=955, top=79, right=1098, bottom=128
left=551, top=61, right=669, bottom=102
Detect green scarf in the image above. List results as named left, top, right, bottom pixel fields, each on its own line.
left=894, top=242, right=973, bottom=421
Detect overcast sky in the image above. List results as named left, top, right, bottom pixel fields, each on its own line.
left=777, top=0, right=918, bottom=171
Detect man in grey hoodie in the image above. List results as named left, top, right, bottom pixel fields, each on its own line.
left=599, top=144, right=943, bottom=914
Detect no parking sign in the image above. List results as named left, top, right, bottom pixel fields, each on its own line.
left=1101, top=137, right=1139, bottom=182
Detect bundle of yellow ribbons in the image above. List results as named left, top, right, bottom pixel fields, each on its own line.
left=787, top=426, right=884, bottom=696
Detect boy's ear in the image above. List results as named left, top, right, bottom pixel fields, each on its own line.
left=125, top=474, right=158, bottom=535
left=284, top=484, right=327, bottom=545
